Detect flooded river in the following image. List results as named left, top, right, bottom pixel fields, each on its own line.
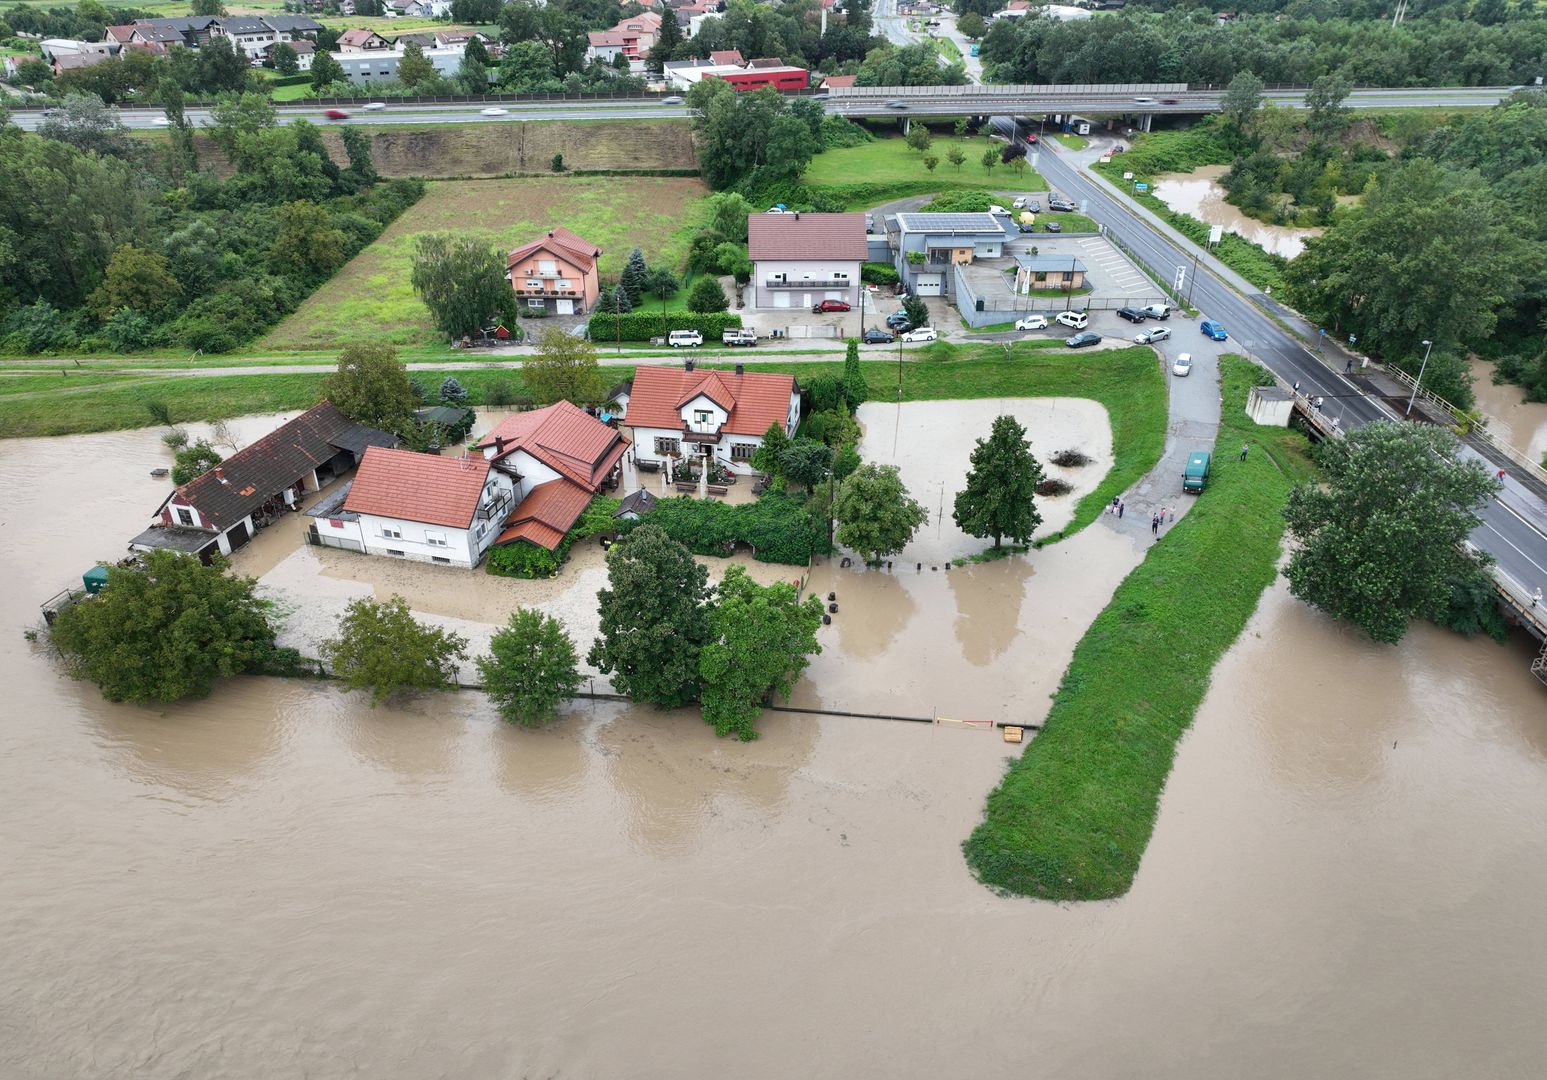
left=1152, top=164, right=1322, bottom=259
left=3, top=411, right=1546, bottom=1079
left=1470, top=355, right=1547, bottom=464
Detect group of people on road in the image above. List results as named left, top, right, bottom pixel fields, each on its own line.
left=1110, top=496, right=1174, bottom=541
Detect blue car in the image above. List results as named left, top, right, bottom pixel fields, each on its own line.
left=1200, top=320, right=1228, bottom=341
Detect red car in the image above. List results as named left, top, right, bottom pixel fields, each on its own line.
left=1026, top=132, right=1038, bottom=144
left=323, top=109, right=350, bottom=120
left=813, top=299, right=851, bottom=313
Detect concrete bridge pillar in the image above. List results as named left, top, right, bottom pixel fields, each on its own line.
left=1142, top=112, right=1153, bottom=132
left=902, top=117, right=910, bottom=135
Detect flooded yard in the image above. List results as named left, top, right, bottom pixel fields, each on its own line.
left=3, top=405, right=1546, bottom=1079
left=1151, top=164, right=1322, bottom=259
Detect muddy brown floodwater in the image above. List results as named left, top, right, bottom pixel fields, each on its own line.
left=1470, top=355, right=1547, bottom=464
left=1151, top=165, right=1322, bottom=259
left=3, top=411, right=1546, bottom=1080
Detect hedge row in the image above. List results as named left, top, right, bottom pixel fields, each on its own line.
left=587, top=311, right=743, bottom=342
left=623, top=492, right=824, bottom=565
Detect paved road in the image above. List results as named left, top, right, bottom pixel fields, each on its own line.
left=1006, top=123, right=1547, bottom=598
left=8, top=101, right=691, bottom=131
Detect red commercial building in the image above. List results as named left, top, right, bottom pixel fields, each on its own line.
left=713, top=65, right=809, bottom=91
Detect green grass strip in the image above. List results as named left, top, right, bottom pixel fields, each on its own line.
left=962, top=355, right=1316, bottom=901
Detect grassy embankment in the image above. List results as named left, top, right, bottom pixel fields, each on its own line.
left=800, top=134, right=1046, bottom=209
left=1090, top=127, right=1289, bottom=293
left=962, top=355, right=1316, bottom=901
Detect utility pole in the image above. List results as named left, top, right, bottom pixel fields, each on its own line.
left=1186, top=249, right=1200, bottom=306
left=1406, top=339, right=1433, bottom=417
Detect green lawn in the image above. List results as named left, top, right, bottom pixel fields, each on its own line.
left=269, top=81, right=311, bottom=102
left=260, top=176, right=709, bottom=352
left=962, top=355, right=1317, bottom=901
left=804, top=136, right=1045, bottom=201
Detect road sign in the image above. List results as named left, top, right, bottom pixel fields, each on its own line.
left=1208, top=225, right=1223, bottom=245
left=1174, top=266, right=1186, bottom=291
left=1123, top=171, right=1134, bottom=180
left=1134, top=182, right=1149, bottom=192
left=1348, top=334, right=1357, bottom=344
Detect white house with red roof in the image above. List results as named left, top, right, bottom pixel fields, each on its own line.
left=625, top=362, right=799, bottom=475
left=318, top=402, right=629, bottom=566
left=747, top=211, right=868, bottom=310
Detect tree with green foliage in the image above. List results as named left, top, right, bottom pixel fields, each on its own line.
left=698, top=566, right=823, bottom=740
left=648, top=7, right=684, bottom=72
left=687, top=80, right=819, bottom=190
left=49, top=549, right=282, bottom=704
left=409, top=232, right=516, bottom=340
left=270, top=199, right=348, bottom=276
left=271, top=42, right=299, bottom=76
left=398, top=40, right=436, bottom=89
left=587, top=524, right=710, bottom=709
left=524, top=326, right=604, bottom=405
left=705, top=191, right=754, bottom=243
left=309, top=50, right=345, bottom=92
left=339, top=125, right=377, bottom=186
left=980, top=146, right=998, bottom=174
left=906, top=124, right=932, bottom=153
left=953, top=414, right=1043, bottom=549
left=191, top=0, right=227, bottom=15
left=321, top=596, right=468, bottom=704
left=37, top=94, right=131, bottom=157
left=958, top=11, right=986, bottom=37
left=197, top=33, right=248, bottom=94
left=856, top=41, right=967, bottom=87
left=86, top=244, right=182, bottom=321
left=834, top=463, right=928, bottom=563
left=751, top=421, right=790, bottom=478
left=780, top=438, right=833, bottom=492
left=600, top=282, right=633, bottom=314
left=842, top=339, right=868, bottom=408
left=946, top=145, right=966, bottom=172
left=476, top=609, right=584, bottom=727
left=620, top=247, right=648, bottom=308
left=464, top=34, right=490, bottom=67
left=439, top=376, right=468, bottom=405
left=171, top=439, right=222, bottom=484
left=687, top=275, right=729, bottom=313
left=1220, top=70, right=1264, bottom=137
left=902, top=295, right=930, bottom=330
left=833, top=443, right=861, bottom=481
left=320, top=342, right=417, bottom=430
left=1282, top=420, right=1500, bottom=645
left=923, top=152, right=939, bottom=174
left=1305, top=73, right=1352, bottom=138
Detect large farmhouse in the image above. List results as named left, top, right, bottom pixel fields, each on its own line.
left=625, top=362, right=799, bottom=474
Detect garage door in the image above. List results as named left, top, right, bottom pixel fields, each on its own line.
left=556, top=299, right=574, bottom=315
left=915, top=275, right=945, bottom=296
left=225, top=520, right=250, bottom=551
left=774, top=292, right=791, bottom=309
left=825, top=291, right=842, bottom=301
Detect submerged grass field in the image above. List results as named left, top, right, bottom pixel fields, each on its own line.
left=259, top=176, right=708, bottom=353
left=962, top=355, right=1316, bottom=901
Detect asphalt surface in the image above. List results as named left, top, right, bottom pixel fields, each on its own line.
left=1008, top=124, right=1547, bottom=599
left=8, top=102, right=691, bottom=131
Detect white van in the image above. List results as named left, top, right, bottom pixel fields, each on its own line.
left=1055, top=310, right=1089, bottom=329
left=668, top=330, right=703, bottom=347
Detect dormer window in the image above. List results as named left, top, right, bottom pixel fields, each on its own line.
left=694, top=409, right=712, bottom=425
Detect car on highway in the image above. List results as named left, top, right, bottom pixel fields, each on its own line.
left=1043, top=221, right=1062, bottom=233
left=1160, top=98, right=1179, bottom=105
left=885, top=310, right=912, bottom=329
left=1171, top=352, right=1194, bottom=377
left=1065, top=331, right=1103, bottom=348
left=151, top=116, right=171, bottom=126
left=813, top=299, right=851, bottom=313
left=885, top=100, right=908, bottom=109
left=1048, top=196, right=1077, bottom=212
left=1055, top=310, right=1089, bottom=329
left=480, top=107, right=508, bottom=116
left=1025, top=132, right=1038, bottom=144
left=323, top=109, right=350, bottom=119
left=862, top=328, right=895, bottom=344
left=900, top=326, right=937, bottom=342
left=1200, top=319, right=1229, bottom=341
left=1135, top=326, right=1172, bottom=344
left=662, top=96, right=684, bottom=105
left=1116, top=307, right=1147, bottom=323
left=363, top=102, right=386, bottom=111
left=1015, top=315, right=1048, bottom=331
left=1134, top=96, right=1159, bottom=106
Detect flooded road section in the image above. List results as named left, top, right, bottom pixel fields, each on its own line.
left=1151, top=164, right=1322, bottom=259
left=1470, top=355, right=1547, bottom=464
left=3, top=414, right=1547, bottom=1080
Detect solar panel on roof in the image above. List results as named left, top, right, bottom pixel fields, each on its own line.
left=896, top=213, right=1003, bottom=231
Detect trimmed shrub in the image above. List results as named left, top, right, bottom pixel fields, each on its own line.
left=586, top=310, right=742, bottom=342
left=862, top=262, right=900, bottom=286
left=622, top=492, right=823, bottom=565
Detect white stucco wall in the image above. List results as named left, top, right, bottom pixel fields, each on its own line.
left=753, top=258, right=862, bottom=309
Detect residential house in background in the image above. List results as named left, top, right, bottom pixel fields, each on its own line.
left=330, top=44, right=467, bottom=85
left=891, top=211, right=1013, bottom=297
left=131, top=402, right=396, bottom=564
left=747, top=211, right=867, bottom=310
left=626, top=362, right=800, bottom=474
left=505, top=227, right=603, bottom=316
left=585, top=12, right=662, bottom=69
left=336, top=28, right=392, bottom=52
left=820, top=74, right=857, bottom=89
left=1014, top=253, right=1086, bottom=295
left=265, top=38, right=316, bottom=70
left=708, top=48, right=744, bottom=65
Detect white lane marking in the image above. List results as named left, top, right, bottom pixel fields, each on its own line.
left=1478, top=517, right=1547, bottom=577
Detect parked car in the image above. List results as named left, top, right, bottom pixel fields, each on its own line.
left=480, top=107, right=508, bottom=116
left=1055, top=310, right=1089, bottom=329
left=885, top=310, right=912, bottom=329
left=1116, top=307, right=1147, bottom=323
left=1012, top=196, right=1027, bottom=210
left=1026, top=199, right=1042, bottom=213
left=722, top=328, right=758, bottom=346
left=1136, top=326, right=1172, bottom=344
left=323, top=109, right=350, bottom=119
left=1140, top=303, right=1171, bottom=320
left=363, top=102, right=387, bottom=111
left=1018, top=222, right=1038, bottom=233
left=814, top=299, right=851, bottom=313
left=668, top=330, right=703, bottom=347
left=1200, top=319, right=1228, bottom=341
left=1049, top=196, right=1077, bottom=212
left=1171, top=352, right=1193, bottom=377
left=900, top=326, right=937, bottom=342
left=862, top=328, right=895, bottom=344
left=1015, top=314, right=1049, bottom=331
left=766, top=204, right=790, bottom=214
left=1065, top=331, right=1103, bottom=348
left=1183, top=450, right=1212, bottom=493
left=865, top=213, right=875, bottom=234
left=662, top=95, right=684, bottom=105
left=1043, top=221, right=1062, bottom=233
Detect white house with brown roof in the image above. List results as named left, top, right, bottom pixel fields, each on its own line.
left=336, top=28, right=391, bottom=52
left=747, top=211, right=868, bottom=310
left=625, top=362, right=799, bottom=474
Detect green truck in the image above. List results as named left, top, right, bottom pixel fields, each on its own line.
left=1183, top=451, right=1211, bottom=494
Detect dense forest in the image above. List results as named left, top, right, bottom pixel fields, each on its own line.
left=0, top=93, right=421, bottom=354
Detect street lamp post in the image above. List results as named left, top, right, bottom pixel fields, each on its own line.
left=1406, top=339, right=1434, bottom=417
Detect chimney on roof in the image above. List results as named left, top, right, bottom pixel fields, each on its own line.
left=685, top=358, right=696, bottom=372
left=735, top=363, right=744, bottom=376
left=794, top=211, right=800, bottom=220
left=494, top=435, right=506, bottom=455
left=214, top=467, right=228, bottom=485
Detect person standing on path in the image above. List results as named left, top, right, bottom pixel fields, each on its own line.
left=1151, top=514, right=1160, bottom=537
left=1533, top=588, right=1542, bottom=609
left=1240, top=443, right=1249, bottom=462
left=1118, top=500, right=1125, bottom=519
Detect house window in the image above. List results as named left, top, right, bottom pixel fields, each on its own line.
left=527, top=298, right=545, bottom=309
left=557, top=279, right=572, bottom=289
left=381, top=525, right=403, bottom=540
left=731, top=443, right=757, bottom=461
left=654, top=437, right=680, bottom=455
left=176, top=506, right=195, bottom=527
left=328, top=518, right=343, bottom=529
left=538, top=259, right=558, bottom=276
left=425, top=531, right=448, bottom=547
left=694, top=409, right=712, bottom=426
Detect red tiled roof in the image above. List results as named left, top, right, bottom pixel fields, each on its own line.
left=747, top=212, right=868, bottom=262
left=475, top=401, right=629, bottom=491
left=624, top=365, right=795, bottom=438
left=343, top=446, right=492, bottom=529
left=337, top=28, right=384, bottom=46
left=589, top=30, right=628, bottom=45
left=506, top=226, right=601, bottom=274
left=709, top=49, right=743, bottom=65
left=821, top=74, right=856, bottom=88
left=495, top=479, right=592, bottom=550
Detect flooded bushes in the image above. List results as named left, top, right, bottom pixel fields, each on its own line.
left=625, top=492, right=826, bottom=565
left=486, top=496, right=621, bottom=579
left=1050, top=449, right=1092, bottom=468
